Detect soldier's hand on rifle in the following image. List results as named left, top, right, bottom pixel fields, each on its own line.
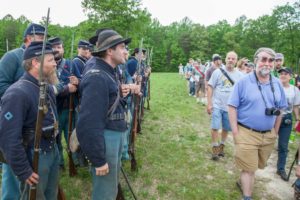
left=95, top=163, right=109, bottom=176
left=137, top=75, right=142, bottom=83
left=26, top=172, right=39, bottom=186
left=68, top=83, right=77, bottom=93
left=121, top=84, right=130, bottom=97
left=69, top=76, right=79, bottom=85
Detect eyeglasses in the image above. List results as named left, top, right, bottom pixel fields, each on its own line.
left=258, top=57, right=275, bottom=63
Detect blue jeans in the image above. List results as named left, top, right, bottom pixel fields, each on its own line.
left=91, top=129, right=124, bottom=200
left=277, top=113, right=292, bottom=171
left=211, top=107, right=231, bottom=131
left=20, top=145, right=60, bottom=200
left=1, top=163, right=21, bottom=200
left=295, top=178, right=300, bottom=189
left=189, top=81, right=195, bottom=95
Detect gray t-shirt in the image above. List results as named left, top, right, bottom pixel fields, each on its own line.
left=208, top=67, right=244, bottom=111
left=282, top=85, right=300, bottom=114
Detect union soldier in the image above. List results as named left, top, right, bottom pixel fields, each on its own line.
left=76, top=29, right=131, bottom=200
left=0, top=41, right=59, bottom=199
left=0, top=23, right=48, bottom=200
left=86, top=43, right=94, bottom=60
left=48, top=36, right=80, bottom=169
left=73, top=40, right=90, bottom=75
left=126, top=47, right=146, bottom=77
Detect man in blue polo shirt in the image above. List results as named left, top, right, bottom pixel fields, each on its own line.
left=228, top=47, right=287, bottom=200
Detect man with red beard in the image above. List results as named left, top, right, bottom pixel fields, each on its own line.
left=0, top=41, right=60, bottom=199
left=0, top=22, right=48, bottom=200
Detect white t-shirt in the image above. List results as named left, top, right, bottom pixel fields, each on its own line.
left=282, top=85, right=300, bottom=114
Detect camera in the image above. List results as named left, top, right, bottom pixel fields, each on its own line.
left=265, top=108, right=280, bottom=116
left=284, top=119, right=292, bottom=125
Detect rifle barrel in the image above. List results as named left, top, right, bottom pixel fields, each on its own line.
left=29, top=8, right=50, bottom=200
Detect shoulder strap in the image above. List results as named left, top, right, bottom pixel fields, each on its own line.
left=219, top=68, right=234, bottom=85
left=195, top=66, right=205, bottom=78
left=73, top=57, right=86, bottom=65
left=82, top=69, right=120, bottom=117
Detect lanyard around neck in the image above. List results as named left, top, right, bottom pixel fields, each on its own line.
left=253, top=71, right=278, bottom=108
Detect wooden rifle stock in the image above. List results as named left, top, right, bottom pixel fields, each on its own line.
left=67, top=93, right=77, bottom=176
left=129, top=39, right=144, bottom=170
left=29, top=92, right=46, bottom=200
left=58, top=185, right=66, bottom=200
left=67, top=31, right=77, bottom=177
left=29, top=8, right=49, bottom=200
left=130, top=93, right=140, bottom=171
left=116, top=183, right=125, bottom=200
left=146, top=78, right=150, bottom=110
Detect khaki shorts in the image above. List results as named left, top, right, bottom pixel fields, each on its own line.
left=234, top=125, right=277, bottom=172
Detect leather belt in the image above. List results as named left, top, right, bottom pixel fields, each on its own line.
left=238, top=122, right=271, bottom=134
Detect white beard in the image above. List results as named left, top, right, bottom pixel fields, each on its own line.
left=259, top=66, right=270, bottom=77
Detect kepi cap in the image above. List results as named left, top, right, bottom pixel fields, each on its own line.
left=23, top=41, right=56, bottom=60
left=48, top=37, right=63, bottom=46
left=78, top=40, right=90, bottom=48
left=23, top=23, right=49, bottom=39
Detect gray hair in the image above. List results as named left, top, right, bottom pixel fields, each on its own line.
left=253, top=47, right=276, bottom=62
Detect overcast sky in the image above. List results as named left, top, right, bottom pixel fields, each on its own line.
left=0, top=0, right=296, bottom=26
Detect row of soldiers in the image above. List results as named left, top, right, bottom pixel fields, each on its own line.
left=0, top=22, right=151, bottom=200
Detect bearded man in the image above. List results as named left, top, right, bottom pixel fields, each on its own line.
left=0, top=41, right=60, bottom=199
left=228, top=47, right=287, bottom=200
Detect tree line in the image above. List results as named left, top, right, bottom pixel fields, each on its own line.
left=0, top=0, right=300, bottom=72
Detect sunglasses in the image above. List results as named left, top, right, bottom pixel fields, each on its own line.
left=258, top=57, right=275, bottom=63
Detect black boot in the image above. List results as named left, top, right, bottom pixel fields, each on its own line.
left=277, top=170, right=288, bottom=181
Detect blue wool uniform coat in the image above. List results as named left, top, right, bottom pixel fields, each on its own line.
left=76, top=57, right=127, bottom=167
left=0, top=72, right=58, bottom=181
left=73, top=55, right=87, bottom=76
left=55, top=58, right=81, bottom=112
left=126, top=56, right=138, bottom=77
left=0, top=45, right=25, bottom=97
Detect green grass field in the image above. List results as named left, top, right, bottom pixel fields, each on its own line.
left=1, top=72, right=299, bottom=199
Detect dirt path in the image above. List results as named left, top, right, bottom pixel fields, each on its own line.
left=201, top=99, right=296, bottom=199
left=256, top=150, right=296, bottom=200
left=217, top=130, right=295, bottom=200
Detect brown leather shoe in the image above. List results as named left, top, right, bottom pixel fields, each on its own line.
left=218, top=144, right=225, bottom=157
left=211, top=146, right=219, bottom=161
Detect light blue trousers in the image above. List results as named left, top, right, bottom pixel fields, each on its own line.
left=91, top=129, right=124, bottom=200
left=1, top=163, right=20, bottom=200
